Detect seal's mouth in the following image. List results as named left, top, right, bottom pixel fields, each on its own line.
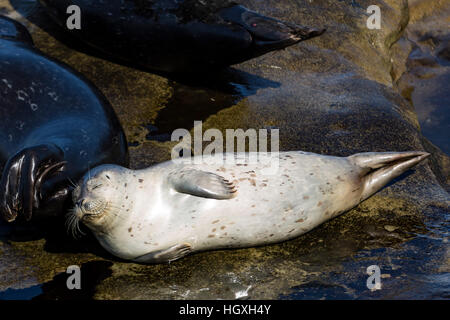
left=65, top=198, right=107, bottom=238
left=76, top=199, right=108, bottom=220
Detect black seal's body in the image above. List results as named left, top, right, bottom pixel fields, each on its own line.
left=0, top=16, right=128, bottom=222
left=39, top=0, right=325, bottom=73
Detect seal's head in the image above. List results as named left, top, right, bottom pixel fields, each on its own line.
left=68, top=165, right=125, bottom=237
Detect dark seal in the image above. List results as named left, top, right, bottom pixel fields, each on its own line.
left=0, top=15, right=129, bottom=223
left=39, top=0, right=325, bottom=73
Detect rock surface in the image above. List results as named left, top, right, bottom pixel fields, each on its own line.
left=0, top=0, right=448, bottom=299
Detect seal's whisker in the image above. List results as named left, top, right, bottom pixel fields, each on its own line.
left=104, top=206, right=127, bottom=221
left=87, top=163, right=91, bottom=181
left=67, top=177, right=78, bottom=189
left=65, top=208, right=85, bottom=239
left=98, top=204, right=128, bottom=221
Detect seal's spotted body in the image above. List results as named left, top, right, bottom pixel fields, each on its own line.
left=71, top=151, right=429, bottom=263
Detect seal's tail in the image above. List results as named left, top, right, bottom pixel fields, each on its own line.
left=348, top=151, right=430, bottom=200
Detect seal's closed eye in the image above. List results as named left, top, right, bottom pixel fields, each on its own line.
left=92, top=184, right=103, bottom=190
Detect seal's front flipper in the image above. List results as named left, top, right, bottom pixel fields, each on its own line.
left=0, top=144, right=66, bottom=222
left=167, top=169, right=237, bottom=200
left=133, top=243, right=192, bottom=264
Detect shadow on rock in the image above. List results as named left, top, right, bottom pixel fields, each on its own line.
left=0, top=216, right=116, bottom=260
left=0, top=260, right=113, bottom=300
left=145, top=68, right=281, bottom=142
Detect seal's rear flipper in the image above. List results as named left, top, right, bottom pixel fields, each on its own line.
left=167, top=169, right=237, bottom=200
left=348, top=151, right=430, bottom=200
left=218, top=5, right=326, bottom=55
left=133, top=243, right=192, bottom=264
left=0, top=15, right=33, bottom=44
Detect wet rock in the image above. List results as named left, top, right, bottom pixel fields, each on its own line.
left=0, top=0, right=448, bottom=300
left=392, top=0, right=450, bottom=156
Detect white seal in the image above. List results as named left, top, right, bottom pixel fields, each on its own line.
left=68, top=151, right=429, bottom=263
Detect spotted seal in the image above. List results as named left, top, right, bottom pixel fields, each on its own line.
left=70, top=150, right=429, bottom=263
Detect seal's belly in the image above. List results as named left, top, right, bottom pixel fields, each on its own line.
left=163, top=153, right=360, bottom=250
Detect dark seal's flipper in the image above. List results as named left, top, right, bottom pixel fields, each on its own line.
left=38, top=0, right=325, bottom=73
left=167, top=169, right=237, bottom=199
left=0, top=16, right=128, bottom=223
left=0, top=144, right=66, bottom=222
left=217, top=5, right=325, bottom=61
